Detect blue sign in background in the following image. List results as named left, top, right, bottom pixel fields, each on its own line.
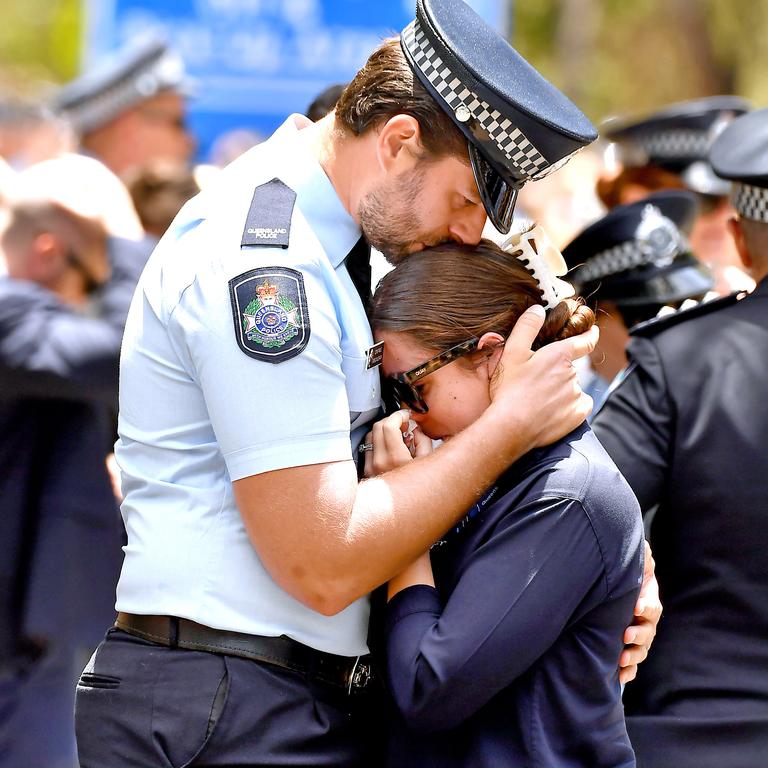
left=84, top=0, right=508, bottom=162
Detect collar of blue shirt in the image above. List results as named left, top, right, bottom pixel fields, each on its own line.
left=267, top=115, right=361, bottom=269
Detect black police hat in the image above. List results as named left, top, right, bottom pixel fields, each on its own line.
left=602, top=96, right=750, bottom=196
left=562, top=190, right=714, bottom=309
left=53, top=34, right=188, bottom=134
left=400, top=0, right=597, bottom=234
left=710, top=107, right=768, bottom=223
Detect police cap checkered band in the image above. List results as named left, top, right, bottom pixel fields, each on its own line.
left=632, top=129, right=710, bottom=163
left=573, top=239, right=680, bottom=285
left=732, top=183, right=768, bottom=223
left=402, top=20, right=549, bottom=184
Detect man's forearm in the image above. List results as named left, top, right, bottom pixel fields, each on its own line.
left=312, top=403, right=535, bottom=612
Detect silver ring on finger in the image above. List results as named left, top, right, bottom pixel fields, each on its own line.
left=358, top=442, right=374, bottom=454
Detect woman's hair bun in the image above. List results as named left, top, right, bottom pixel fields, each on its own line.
left=536, top=298, right=595, bottom=350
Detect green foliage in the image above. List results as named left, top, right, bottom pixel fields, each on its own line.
left=512, top=0, right=768, bottom=125
left=0, top=0, right=81, bottom=96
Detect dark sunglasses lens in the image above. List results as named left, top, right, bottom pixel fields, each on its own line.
left=468, top=143, right=519, bottom=234
left=382, top=379, right=401, bottom=415
left=383, top=378, right=427, bottom=415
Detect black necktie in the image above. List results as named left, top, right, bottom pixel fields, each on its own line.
left=345, top=236, right=372, bottom=315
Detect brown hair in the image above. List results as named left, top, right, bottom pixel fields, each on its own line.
left=596, top=164, right=685, bottom=210
left=335, top=37, right=467, bottom=161
left=371, top=238, right=595, bottom=356
left=125, top=161, right=200, bottom=239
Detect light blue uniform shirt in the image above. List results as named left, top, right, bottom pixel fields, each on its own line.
left=115, top=116, right=380, bottom=656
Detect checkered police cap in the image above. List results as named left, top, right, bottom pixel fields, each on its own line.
left=710, top=107, right=768, bottom=224
left=602, top=96, right=750, bottom=195
left=402, top=22, right=548, bottom=181
left=400, top=0, right=597, bottom=233
left=53, top=35, right=189, bottom=134
left=562, top=190, right=713, bottom=306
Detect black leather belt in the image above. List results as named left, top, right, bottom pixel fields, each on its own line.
left=115, top=613, right=372, bottom=693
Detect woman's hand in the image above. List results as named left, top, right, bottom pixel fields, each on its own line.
left=362, top=409, right=433, bottom=477
left=620, top=540, right=663, bottom=684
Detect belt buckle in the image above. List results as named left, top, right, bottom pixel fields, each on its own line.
left=346, top=656, right=371, bottom=694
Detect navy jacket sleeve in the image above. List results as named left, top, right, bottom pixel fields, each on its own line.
left=0, top=236, right=149, bottom=403
left=591, top=337, right=672, bottom=512
left=385, top=496, right=605, bottom=732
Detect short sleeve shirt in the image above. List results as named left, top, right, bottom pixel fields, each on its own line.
left=114, top=115, right=380, bottom=656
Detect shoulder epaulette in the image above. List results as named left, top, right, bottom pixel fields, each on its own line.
left=241, top=178, right=297, bottom=248
left=630, top=291, right=746, bottom=338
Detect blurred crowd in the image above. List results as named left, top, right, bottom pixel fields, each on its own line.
left=0, top=30, right=765, bottom=768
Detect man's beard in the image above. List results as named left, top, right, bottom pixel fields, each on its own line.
left=358, top=167, right=430, bottom=265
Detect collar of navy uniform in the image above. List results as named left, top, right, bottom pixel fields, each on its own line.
left=272, top=115, right=361, bottom=268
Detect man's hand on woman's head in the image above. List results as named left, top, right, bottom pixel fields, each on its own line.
left=363, top=409, right=433, bottom=478
left=620, top=540, right=662, bottom=684
left=488, top=304, right=598, bottom=453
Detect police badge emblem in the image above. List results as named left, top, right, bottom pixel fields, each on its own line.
left=229, top=267, right=310, bottom=363
left=635, top=204, right=683, bottom=268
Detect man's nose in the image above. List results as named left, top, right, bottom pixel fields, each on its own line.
left=447, top=205, right=487, bottom=245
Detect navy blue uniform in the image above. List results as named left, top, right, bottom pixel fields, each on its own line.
left=592, top=278, right=768, bottom=768
left=0, top=237, right=149, bottom=768
left=384, top=425, right=644, bottom=768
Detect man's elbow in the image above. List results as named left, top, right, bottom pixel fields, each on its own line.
left=281, top=571, right=363, bottom=617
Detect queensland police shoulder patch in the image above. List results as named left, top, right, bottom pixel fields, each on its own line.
left=229, top=267, right=310, bottom=363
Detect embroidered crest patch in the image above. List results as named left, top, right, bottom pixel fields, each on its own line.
left=229, top=267, right=310, bottom=363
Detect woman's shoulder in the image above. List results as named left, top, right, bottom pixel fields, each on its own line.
left=513, top=425, right=633, bottom=502
left=501, top=425, right=644, bottom=573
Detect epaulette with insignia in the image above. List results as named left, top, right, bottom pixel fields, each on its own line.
left=630, top=290, right=746, bottom=338
left=241, top=178, right=296, bottom=248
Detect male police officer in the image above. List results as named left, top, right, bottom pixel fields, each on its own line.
left=75, top=2, right=660, bottom=764
left=54, top=35, right=194, bottom=179
left=592, top=108, right=768, bottom=768
left=562, top=189, right=714, bottom=407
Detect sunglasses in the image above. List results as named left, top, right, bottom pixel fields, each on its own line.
left=382, top=337, right=479, bottom=415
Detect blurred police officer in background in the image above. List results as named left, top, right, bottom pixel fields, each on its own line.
left=73, top=1, right=660, bottom=764
left=599, top=96, right=753, bottom=294
left=592, top=107, right=768, bottom=768
left=562, top=189, right=714, bottom=407
left=0, top=159, right=148, bottom=767
left=53, top=34, right=195, bottom=180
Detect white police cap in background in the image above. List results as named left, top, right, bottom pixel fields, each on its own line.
left=53, top=34, right=189, bottom=134
left=401, top=0, right=597, bottom=234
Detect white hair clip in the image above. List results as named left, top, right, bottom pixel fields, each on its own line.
left=500, top=224, right=575, bottom=310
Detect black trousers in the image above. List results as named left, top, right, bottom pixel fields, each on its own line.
left=75, top=628, right=386, bottom=767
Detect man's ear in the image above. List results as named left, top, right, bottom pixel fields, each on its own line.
left=726, top=216, right=752, bottom=271
left=376, top=114, right=423, bottom=174
left=30, top=232, right=67, bottom=281
left=478, top=331, right=505, bottom=377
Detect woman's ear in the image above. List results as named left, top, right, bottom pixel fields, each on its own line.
left=477, top=331, right=505, bottom=378
left=376, top=114, right=422, bottom=174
